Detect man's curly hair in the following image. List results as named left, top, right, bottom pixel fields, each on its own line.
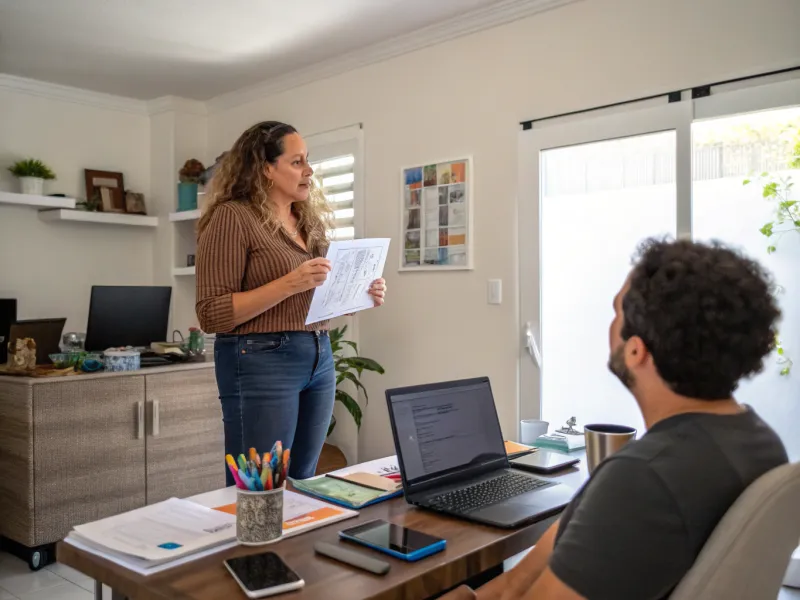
left=621, top=238, right=781, bottom=400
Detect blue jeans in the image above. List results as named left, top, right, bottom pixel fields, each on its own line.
left=214, top=331, right=335, bottom=485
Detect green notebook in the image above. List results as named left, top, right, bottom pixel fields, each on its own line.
left=534, top=433, right=586, bottom=453
left=291, top=477, right=390, bottom=509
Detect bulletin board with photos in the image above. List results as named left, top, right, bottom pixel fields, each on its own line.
left=400, top=157, right=472, bottom=270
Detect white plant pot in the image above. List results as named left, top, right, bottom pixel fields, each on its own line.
left=19, top=177, right=44, bottom=195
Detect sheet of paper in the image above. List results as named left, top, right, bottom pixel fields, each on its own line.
left=327, top=455, right=399, bottom=477
left=338, top=472, right=400, bottom=492
left=211, top=489, right=357, bottom=535
left=72, top=497, right=236, bottom=562
left=504, top=440, right=538, bottom=455
left=305, top=238, right=391, bottom=325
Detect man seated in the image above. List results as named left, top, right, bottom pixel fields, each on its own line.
left=448, top=238, right=789, bottom=600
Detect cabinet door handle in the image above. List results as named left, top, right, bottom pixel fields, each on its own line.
left=151, top=399, right=160, bottom=437
left=136, top=401, right=145, bottom=440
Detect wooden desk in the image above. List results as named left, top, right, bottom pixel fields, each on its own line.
left=57, top=455, right=588, bottom=600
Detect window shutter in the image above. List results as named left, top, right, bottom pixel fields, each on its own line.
left=311, top=154, right=355, bottom=240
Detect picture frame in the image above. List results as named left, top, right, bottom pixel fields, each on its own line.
left=125, top=191, right=146, bottom=215
left=84, top=169, right=125, bottom=213
left=399, top=156, right=473, bottom=271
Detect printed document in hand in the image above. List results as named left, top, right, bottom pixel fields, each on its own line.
left=305, top=238, right=390, bottom=325
left=70, top=497, right=236, bottom=564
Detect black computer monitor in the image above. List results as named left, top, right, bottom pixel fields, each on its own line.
left=0, top=298, right=18, bottom=364
left=84, top=286, right=172, bottom=351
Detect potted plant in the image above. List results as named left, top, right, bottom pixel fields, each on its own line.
left=744, top=169, right=798, bottom=376
left=317, top=326, right=385, bottom=473
left=178, top=158, right=205, bottom=211
left=8, top=159, right=56, bottom=195
left=742, top=127, right=799, bottom=375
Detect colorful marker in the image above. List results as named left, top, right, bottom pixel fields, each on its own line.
left=226, top=455, right=247, bottom=489
left=238, top=468, right=254, bottom=491
left=264, top=466, right=273, bottom=490
left=249, top=447, right=261, bottom=469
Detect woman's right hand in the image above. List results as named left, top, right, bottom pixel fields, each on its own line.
left=282, top=258, right=332, bottom=293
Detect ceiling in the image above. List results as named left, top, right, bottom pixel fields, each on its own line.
left=0, top=0, right=521, bottom=101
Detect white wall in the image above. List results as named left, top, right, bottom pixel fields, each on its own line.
left=0, top=88, right=152, bottom=333
left=149, top=106, right=209, bottom=335
left=207, top=0, right=800, bottom=461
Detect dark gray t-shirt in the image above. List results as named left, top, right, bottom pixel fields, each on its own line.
left=549, top=408, right=788, bottom=600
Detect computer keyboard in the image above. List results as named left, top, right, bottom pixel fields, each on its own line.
left=139, top=353, right=174, bottom=367
left=428, top=472, right=551, bottom=514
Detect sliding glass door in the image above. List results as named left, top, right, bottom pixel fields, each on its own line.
left=518, top=102, right=692, bottom=436
left=519, top=79, right=800, bottom=458
left=691, top=85, right=800, bottom=457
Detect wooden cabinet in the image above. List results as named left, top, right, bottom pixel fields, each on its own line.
left=144, top=369, right=225, bottom=504
left=33, top=377, right=147, bottom=544
left=0, top=362, right=222, bottom=565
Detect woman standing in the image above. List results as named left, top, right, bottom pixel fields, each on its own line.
left=196, top=121, right=386, bottom=484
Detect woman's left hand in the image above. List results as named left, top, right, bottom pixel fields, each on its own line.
left=368, top=278, right=387, bottom=307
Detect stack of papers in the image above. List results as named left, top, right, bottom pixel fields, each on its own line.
left=64, top=492, right=358, bottom=576
left=65, top=498, right=238, bottom=575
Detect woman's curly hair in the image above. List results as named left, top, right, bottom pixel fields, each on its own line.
left=198, top=121, right=333, bottom=255
left=622, top=238, right=781, bottom=400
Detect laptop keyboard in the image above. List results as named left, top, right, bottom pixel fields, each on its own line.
left=428, top=471, right=552, bottom=514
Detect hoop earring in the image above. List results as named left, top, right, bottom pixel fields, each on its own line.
left=266, top=179, right=274, bottom=192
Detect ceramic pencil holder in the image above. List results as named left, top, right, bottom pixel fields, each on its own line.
left=236, top=486, right=284, bottom=546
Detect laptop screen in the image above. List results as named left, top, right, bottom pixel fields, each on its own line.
left=387, top=378, right=507, bottom=487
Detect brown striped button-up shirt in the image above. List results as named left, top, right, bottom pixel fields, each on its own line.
left=195, top=201, right=329, bottom=334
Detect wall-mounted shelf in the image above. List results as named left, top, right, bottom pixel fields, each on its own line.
left=169, top=209, right=201, bottom=222
left=38, top=209, right=159, bottom=227
left=173, top=266, right=196, bottom=276
left=0, top=191, right=76, bottom=210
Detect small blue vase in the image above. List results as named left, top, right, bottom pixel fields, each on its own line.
left=178, top=182, right=198, bottom=211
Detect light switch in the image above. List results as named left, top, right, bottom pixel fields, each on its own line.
left=488, top=279, right=502, bottom=305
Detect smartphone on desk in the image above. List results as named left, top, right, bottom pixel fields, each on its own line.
left=510, top=450, right=580, bottom=474
left=224, top=552, right=304, bottom=598
left=339, top=519, right=446, bottom=562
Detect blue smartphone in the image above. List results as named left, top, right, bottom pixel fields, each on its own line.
left=339, top=519, right=446, bottom=562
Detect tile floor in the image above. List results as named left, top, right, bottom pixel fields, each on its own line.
left=0, top=552, right=119, bottom=600
left=1, top=549, right=799, bottom=599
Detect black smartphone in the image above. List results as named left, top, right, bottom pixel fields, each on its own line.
left=339, top=519, right=446, bottom=561
left=511, top=450, right=580, bottom=474
left=224, top=552, right=304, bottom=598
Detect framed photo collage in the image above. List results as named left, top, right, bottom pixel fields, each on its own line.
left=400, top=157, right=472, bottom=271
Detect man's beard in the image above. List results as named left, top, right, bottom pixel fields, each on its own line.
left=608, top=345, right=634, bottom=389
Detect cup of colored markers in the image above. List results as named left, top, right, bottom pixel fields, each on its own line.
left=226, top=442, right=291, bottom=546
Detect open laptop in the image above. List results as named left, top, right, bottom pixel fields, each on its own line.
left=386, top=377, right=575, bottom=528
left=9, top=318, right=66, bottom=365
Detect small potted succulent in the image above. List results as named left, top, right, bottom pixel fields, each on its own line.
left=178, top=158, right=205, bottom=211
left=8, top=159, right=56, bottom=195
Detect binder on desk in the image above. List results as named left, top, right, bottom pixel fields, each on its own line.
left=291, top=456, right=403, bottom=509
left=291, top=477, right=402, bottom=510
